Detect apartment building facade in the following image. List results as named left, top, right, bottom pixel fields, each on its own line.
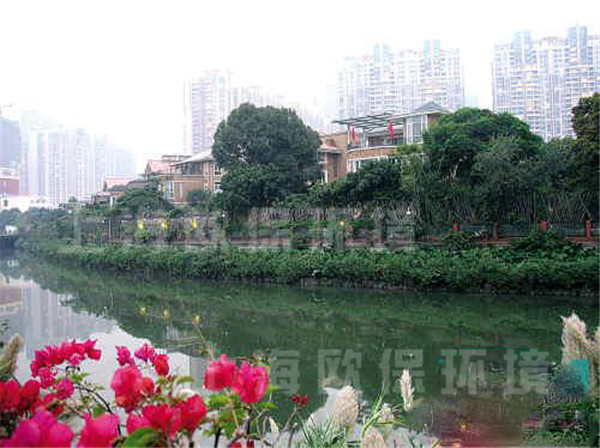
left=492, top=26, right=600, bottom=140
left=23, top=126, right=134, bottom=206
left=183, top=70, right=326, bottom=155
left=337, top=41, right=464, bottom=120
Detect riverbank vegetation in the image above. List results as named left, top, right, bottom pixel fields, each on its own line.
left=2, top=96, right=597, bottom=240
left=18, top=230, right=598, bottom=294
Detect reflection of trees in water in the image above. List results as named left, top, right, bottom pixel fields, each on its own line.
left=2, top=254, right=597, bottom=444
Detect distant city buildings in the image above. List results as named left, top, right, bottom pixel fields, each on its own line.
left=183, top=70, right=327, bottom=154
left=0, top=117, right=22, bottom=171
left=492, top=26, right=600, bottom=140
left=337, top=41, right=464, bottom=120
left=2, top=111, right=138, bottom=207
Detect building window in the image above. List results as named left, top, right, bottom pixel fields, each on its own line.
left=213, top=164, right=222, bottom=176
left=164, top=181, right=174, bottom=200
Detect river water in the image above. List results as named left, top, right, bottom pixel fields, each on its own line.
left=0, top=253, right=597, bottom=446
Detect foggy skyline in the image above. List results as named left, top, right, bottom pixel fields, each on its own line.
left=0, top=0, right=598, bottom=171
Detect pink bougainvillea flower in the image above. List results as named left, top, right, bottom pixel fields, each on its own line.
left=30, top=340, right=101, bottom=379
left=153, top=354, right=169, bottom=377
left=55, top=378, right=74, bottom=400
left=134, top=344, right=157, bottom=363
left=30, top=360, right=40, bottom=377
left=111, top=364, right=143, bottom=411
left=20, top=380, right=41, bottom=411
left=0, top=379, right=21, bottom=412
left=116, top=346, right=134, bottom=366
left=77, top=414, right=120, bottom=448
left=232, top=362, right=269, bottom=404
left=3, top=420, right=39, bottom=447
left=141, top=377, right=155, bottom=397
left=38, top=368, right=56, bottom=389
left=58, top=342, right=75, bottom=363
left=68, top=353, right=84, bottom=366
left=83, top=339, right=101, bottom=360
left=37, top=393, right=64, bottom=416
left=3, top=410, right=74, bottom=447
left=203, top=354, right=237, bottom=390
left=175, top=395, right=207, bottom=433
left=45, top=345, right=64, bottom=366
left=142, top=404, right=182, bottom=437
left=126, top=413, right=151, bottom=434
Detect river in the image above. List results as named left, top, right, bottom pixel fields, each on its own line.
left=0, top=252, right=597, bottom=446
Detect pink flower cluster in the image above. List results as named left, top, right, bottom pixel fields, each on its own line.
left=0, top=379, right=41, bottom=415
left=111, top=364, right=156, bottom=411
left=204, top=354, right=269, bottom=403
left=30, top=339, right=101, bottom=388
left=2, top=411, right=120, bottom=448
left=2, top=411, right=74, bottom=447
left=1, top=340, right=273, bottom=448
left=111, top=345, right=207, bottom=442
left=125, top=395, right=206, bottom=437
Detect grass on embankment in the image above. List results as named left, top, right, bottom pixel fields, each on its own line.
left=18, top=239, right=599, bottom=294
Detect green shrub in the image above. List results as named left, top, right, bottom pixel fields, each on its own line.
left=133, top=228, right=155, bottom=244
left=441, top=230, right=476, bottom=251
left=165, top=225, right=186, bottom=243
left=290, top=226, right=310, bottom=250
left=350, top=217, right=375, bottom=238
left=19, top=239, right=599, bottom=294
left=511, top=228, right=577, bottom=252
left=167, top=208, right=186, bottom=219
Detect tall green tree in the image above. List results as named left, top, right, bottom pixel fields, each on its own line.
left=212, top=103, right=321, bottom=211
left=115, top=183, right=172, bottom=217
left=0, top=208, right=21, bottom=230
left=473, top=137, right=537, bottom=225
left=424, top=108, right=543, bottom=184
left=317, top=157, right=404, bottom=206
left=571, top=93, right=599, bottom=214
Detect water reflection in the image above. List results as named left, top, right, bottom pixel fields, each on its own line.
left=0, top=253, right=597, bottom=445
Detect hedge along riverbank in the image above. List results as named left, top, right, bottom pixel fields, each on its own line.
left=18, top=239, right=600, bottom=294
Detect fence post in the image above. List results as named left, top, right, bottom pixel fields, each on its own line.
left=492, top=222, right=499, bottom=240
left=585, top=219, right=592, bottom=239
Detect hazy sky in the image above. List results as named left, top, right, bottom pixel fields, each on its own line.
left=0, top=0, right=598, bottom=171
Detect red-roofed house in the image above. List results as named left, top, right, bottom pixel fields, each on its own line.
left=143, top=155, right=188, bottom=179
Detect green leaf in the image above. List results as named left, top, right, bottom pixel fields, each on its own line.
left=208, top=394, right=229, bottom=409
left=256, top=401, right=276, bottom=411
left=264, top=384, right=281, bottom=395
left=92, top=405, right=106, bottom=418
left=122, top=427, right=159, bottom=448
left=175, top=375, right=195, bottom=385
left=221, top=420, right=237, bottom=438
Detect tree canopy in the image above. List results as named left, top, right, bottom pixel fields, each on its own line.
left=424, top=108, right=543, bottom=184
left=312, top=155, right=405, bottom=206
left=212, top=103, right=321, bottom=211
left=115, top=184, right=172, bottom=217
left=571, top=93, right=599, bottom=209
